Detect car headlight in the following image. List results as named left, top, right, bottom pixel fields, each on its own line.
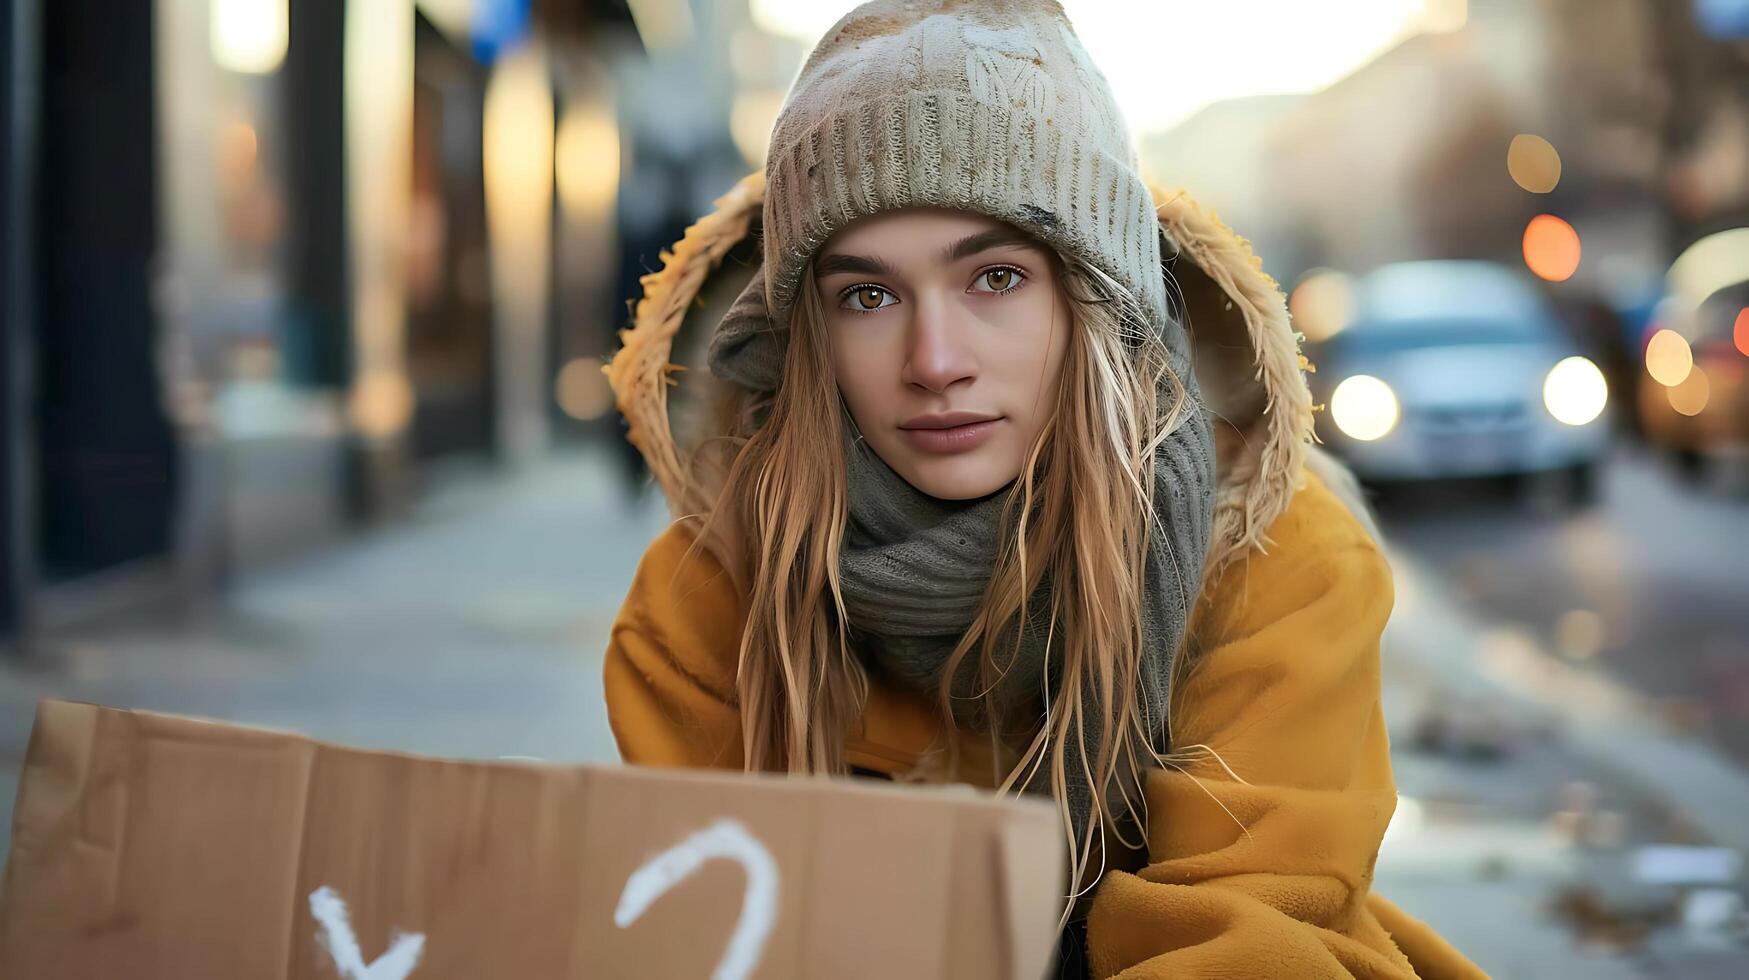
left=1331, top=375, right=1400, bottom=441
left=1542, top=356, right=1608, bottom=426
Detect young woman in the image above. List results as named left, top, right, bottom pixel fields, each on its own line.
left=603, top=2, right=1483, bottom=976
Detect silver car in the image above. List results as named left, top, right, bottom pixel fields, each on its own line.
left=1305, top=261, right=1611, bottom=501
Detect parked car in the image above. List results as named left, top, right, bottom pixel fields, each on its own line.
left=1305, top=260, right=1611, bottom=503
left=1637, top=280, right=1749, bottom=482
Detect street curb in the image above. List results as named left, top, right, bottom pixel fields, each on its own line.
left=1385, top=552, right=1749, bottom=857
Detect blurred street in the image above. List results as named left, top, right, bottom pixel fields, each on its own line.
left=1374, top=451, right=1749, bottom=977
left=1382, top=452, right=1749, bottom=771
left=3, top=446, right=1747, bottom=976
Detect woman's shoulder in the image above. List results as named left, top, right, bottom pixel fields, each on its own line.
left=1193, top=465, right=1394, bottom=645
left=1259, top=462, right=1385, bottom=561
left=616, top=520, right=747, bottom=680
left=634, top=519, right=729, bottom=587
left=631, top=519, right=744, bottom=613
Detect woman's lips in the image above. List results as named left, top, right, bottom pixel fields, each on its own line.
left=899, top=418, right=1003, bottom=454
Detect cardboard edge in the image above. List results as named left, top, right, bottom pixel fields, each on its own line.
left=997, top=809, right=1067, bottom=980
left=16, top=702, right=1062, bottom=826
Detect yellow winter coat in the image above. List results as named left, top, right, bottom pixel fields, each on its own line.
left=601, top=172, right=1487, bottom=978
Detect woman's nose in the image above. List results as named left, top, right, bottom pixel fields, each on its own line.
left=901, top=299, right=977, bottom=393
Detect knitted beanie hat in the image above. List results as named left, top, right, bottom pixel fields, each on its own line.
left=759, top=0, right=1172, bottom=342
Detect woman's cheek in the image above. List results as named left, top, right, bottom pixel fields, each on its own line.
left=832, top=334, right=895, bottom=419
left=1003, top=295, right=1064, bottom=385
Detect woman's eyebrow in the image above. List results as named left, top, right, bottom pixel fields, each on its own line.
left=814, top=253, right=898, bottom=278
left=940, top=227, right=1041, bottom=263
left=814, top=227, right=1042, bottom=280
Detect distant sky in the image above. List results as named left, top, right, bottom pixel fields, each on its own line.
left=749, top=0, right=1464, bottom=135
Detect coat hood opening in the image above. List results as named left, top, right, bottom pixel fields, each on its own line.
left=604, top=172, right=1325, bottom=584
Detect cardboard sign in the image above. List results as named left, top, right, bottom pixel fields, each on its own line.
left=0, top=700, right=1066, bottom=979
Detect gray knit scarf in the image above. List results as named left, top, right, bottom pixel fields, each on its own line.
left=708, top=262, right=1216, bottom=836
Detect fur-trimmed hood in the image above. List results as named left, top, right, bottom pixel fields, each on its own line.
left=604, top=171, right=1335, bottom=585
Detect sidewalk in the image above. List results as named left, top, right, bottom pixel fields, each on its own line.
left=1378, top=555, right=1749, bottom=977
left=2, top=447, right=1745, bottom=974
left=0, top=444, right=673, bottom=849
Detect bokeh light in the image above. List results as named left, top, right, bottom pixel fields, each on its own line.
left=210, top=0, right=287, bottom=74
left=484, top=53, right=555, bottom=225
left=555, top=106, right=620, bottom=219
left=1667, top=366, right=1711, bottom=417
left=1542, top=356, right=1608, bottom=426
left=1645, top=328, right=1695, bottom=387
left=556, top=357, right=614, bottom=421
left=1666, top=227, right=1749, bottom=311
left=349, top=371, right=416, bottom=438
left=1507, top=134, right=1562, bottom=194
left=1735, top=308, right=1749, bottom=357
left=1331, top=375, right=1400, bottom=442
left=1522, top=214, right=1581, bottom=282
left=216, top=121, right=260, bottom=193
left=1288, top=269, right=1355, bottom=342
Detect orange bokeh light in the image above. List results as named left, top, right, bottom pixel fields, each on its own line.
left=1735, top=308, right=1749, bottom=357
left=1522, top=214, right=1582, bottom=282
left=1667, top=366, right=1710, bottom=417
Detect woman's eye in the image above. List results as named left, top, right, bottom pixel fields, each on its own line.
left=973, top=267, right=1025, bottom=293
left=842, top=285, right=896, bottom=312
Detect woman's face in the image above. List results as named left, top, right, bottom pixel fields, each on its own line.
left=814, top=208, right=1070, bottom=501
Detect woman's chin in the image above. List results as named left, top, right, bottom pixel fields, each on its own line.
left=894, top=453, right=1020, bottom=502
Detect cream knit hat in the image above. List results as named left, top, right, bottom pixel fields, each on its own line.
left=759, top=0, right=1171, bottom=337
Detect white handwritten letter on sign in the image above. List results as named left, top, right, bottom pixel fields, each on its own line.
left=309, top=886, right=427, bottom=980
left=615, top=818, right=780, bottom=980
left=303, top=819, right=776, bottom=980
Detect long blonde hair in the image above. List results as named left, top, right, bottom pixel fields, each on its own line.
left=682, top=244, right=1202, bottom=885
